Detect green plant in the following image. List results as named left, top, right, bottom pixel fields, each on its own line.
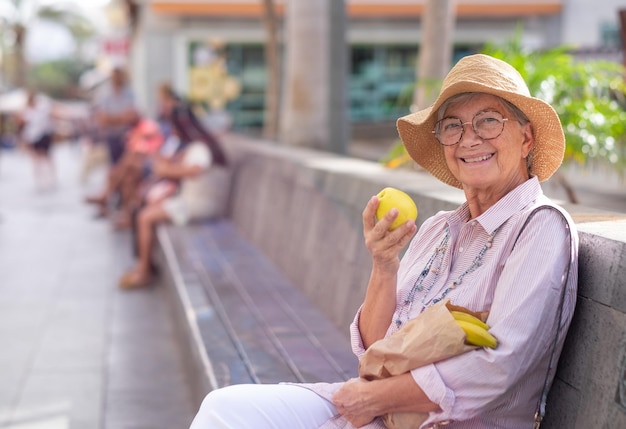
left=28, top=59, right=91, bottom=99
left=1, top=0, right=96, bottom=89
left=481, top=32, right=626, bottom=175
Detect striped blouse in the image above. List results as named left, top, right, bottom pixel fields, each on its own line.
left=345, top=176, right=579, bottom=428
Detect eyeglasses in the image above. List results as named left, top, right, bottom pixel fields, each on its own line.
left=433, top=110, right=509, bottom=146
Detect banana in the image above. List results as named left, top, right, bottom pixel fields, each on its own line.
left=456, top=319, right=498, bottom=349
left=450, top=310, right=490, bottom=331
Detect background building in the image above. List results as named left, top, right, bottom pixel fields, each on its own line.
left=128, top=0, right=624, bottom=132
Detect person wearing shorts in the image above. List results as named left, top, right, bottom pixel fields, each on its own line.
left=17, top=90, right=56, bottom=190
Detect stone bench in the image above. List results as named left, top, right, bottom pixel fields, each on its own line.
left=156, top=218, right=357, bottom=403
left=158, top=133, right=626, bottom=428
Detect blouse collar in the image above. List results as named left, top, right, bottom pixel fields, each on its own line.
left=447, top=176, right=544, bottom=235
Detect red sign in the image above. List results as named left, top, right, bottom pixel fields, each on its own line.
left=102, top=38, right=130, bottom=55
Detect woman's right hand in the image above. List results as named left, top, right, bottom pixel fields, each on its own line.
left=362, top=195, right=417, bottom=274
left=359, top=196, right=416, bottom=347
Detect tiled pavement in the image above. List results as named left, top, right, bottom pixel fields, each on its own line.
left=0, top=143, right=195, bottom=429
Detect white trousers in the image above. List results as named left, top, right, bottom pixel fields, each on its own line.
left=189, top=384, right=337, bottom=429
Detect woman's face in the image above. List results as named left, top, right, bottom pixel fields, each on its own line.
left=441, top=93, right=533, bottom=195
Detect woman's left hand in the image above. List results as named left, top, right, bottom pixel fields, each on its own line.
left=332, top=378, right=378, bottom=427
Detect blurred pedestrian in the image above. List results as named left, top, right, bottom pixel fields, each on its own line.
left=15, top=90, right=56, bottom=190
left=85, top=66, right=140, bottom=215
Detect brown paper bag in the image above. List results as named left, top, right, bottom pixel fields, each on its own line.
left=359, top=300, right=476, bottom=429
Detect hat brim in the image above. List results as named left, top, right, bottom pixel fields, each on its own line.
left=397, top=80, right=565, bottom=189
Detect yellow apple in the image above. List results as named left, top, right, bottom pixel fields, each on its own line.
left=376, top=187, right=418, bottom=230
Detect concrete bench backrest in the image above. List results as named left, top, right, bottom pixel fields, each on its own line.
left=221, top=133, right=626, bottom=428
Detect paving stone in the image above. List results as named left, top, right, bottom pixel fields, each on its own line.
left=0, top=145, right=195, bottom=429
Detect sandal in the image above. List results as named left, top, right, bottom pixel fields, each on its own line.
left=93, top=206, right=109, bottom=219
left=118, top=271, right=151, bottom=289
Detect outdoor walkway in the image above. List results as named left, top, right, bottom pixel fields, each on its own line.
left=0, top=143, right=195, bottom=429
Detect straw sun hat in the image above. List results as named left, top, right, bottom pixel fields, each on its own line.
left=397, top=54, right=565, bottom=189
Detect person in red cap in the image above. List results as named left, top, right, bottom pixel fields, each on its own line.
left=85, top=117, right=165, bottom=226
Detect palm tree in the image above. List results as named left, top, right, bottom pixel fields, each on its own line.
left=382, top=0, right=456, bottom=167
left=0, top=0, right=94, bottom=88
left=279, top=0, right=348, bottom=152
left=0, top=0, right=28, bottom=87
left=37, top=3, right=96, bottom=61
left=413, top=0, right=456, bottom=109
left=262, top=0, right=280, bottom=140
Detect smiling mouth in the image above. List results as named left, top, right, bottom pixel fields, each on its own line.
left=462, top=153, right=494, bottom=163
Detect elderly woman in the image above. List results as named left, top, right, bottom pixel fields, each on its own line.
left=189, top=54, right=579, bottom=428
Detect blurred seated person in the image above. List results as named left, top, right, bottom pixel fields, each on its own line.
left=156, top=81, right=225, bottom=148
left=118, top=108, right=230, bottom=289
left=93, top=66, right=139, bottom=166
left=85, top=118, right=164, bottom=221
left=119, top=81, right=216, bottom=228
left=84, top=66, right=139, bottom=209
